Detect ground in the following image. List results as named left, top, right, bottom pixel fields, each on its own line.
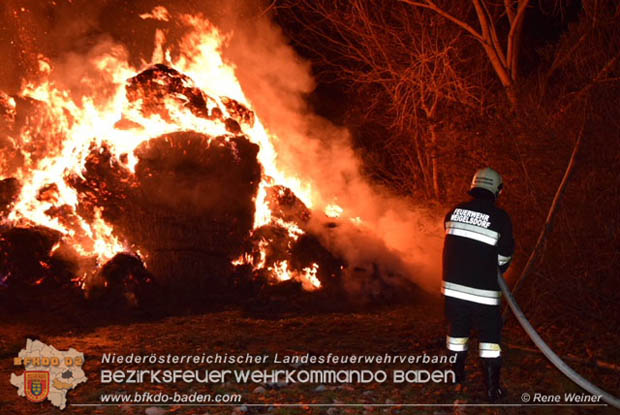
left=0, top=296, right=617, bottom=415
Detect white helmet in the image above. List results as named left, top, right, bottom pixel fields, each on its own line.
left=470, top=167, right=503, bottom=196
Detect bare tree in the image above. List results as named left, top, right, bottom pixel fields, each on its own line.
left=399, top=0, right=531, bottom=105
left=276, top=0, right=483, bottom=199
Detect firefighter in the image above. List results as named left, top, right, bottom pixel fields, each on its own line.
left=441, top=167, right=514, bottom=402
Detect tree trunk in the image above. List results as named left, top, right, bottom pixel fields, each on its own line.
left=430, top=125, right=441, bottom=200
left=413, top=133, right=433, bottom=198
left=481, top=43, right=518, bottom=107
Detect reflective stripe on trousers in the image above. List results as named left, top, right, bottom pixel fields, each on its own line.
left=479, top=342, right=501, bottom=358
left=446, top=336, right=469, bottom=352
left=442, top=281, right=501, bottom=306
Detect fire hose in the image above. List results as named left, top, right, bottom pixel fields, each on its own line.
left=498, top=272, right=620, bottom=409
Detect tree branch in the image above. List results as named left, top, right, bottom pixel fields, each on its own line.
left=398, top=0, right=484, bottom=42
left=504, top=0, right=516, bottom=24
left=507, top=0, right=530, bottom=79
left=557, top=52, right=620, bottom=116
left=478, top=0, right=508, bottom=68
left=401, top=0, right=517, bottom=104
left=504, top=115, right=586, bottom=316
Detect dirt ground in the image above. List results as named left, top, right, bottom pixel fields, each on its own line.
left=0, top=295, right=617, bottom=415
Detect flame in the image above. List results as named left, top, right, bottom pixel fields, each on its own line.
left=50, top=242, right=61, bottom=254
left=301, top=263, right=321, bottom=290
left=3, top=7, right=344, bottom=290
left=325, top=204, right=343, bottom=218
left=269, top=260, right=321, bottom=291
left=273, top=218, right=304, bottom=241
left=139, top=6, right=171, bottom=22
left=271, top=260, right=292, bottom=282
left=350, top=216, right=363, bottom=225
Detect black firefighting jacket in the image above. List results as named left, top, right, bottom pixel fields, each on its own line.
left=441, top=191, right=514, bottom=305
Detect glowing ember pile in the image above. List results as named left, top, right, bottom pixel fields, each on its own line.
left=0, top=10, right=346, bottom=305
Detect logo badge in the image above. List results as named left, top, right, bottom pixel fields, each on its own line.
left=24, top=371, right=50, bottom=403
left=11, top=339, right=88, bottom=409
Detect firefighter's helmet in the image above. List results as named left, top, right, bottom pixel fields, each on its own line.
left=470, top=167, right=503, bottom=196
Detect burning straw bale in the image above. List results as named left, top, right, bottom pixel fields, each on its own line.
left=132, top=132, right=261, bottom=292
left=134, top=132, right=261, bottom=222
left=243, top=220, right=344, bottom=295
left=67, top=63, right=265, bottom=296
left=290, top=234, right=344, bottom=289
left=126, top=64, right=214, bottom=120
left=0, top=226, right=78, bottom=301
left=266, top=185, right=311, bottom=225
left=0, top=227, right=89, bottom=315
left=86, top=253, right=157, bottom=309
left=125, top=64, right=253, bottom=132
left=72, top=131, right=261, bottom=295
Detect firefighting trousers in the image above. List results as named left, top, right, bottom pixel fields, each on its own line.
left=445, top=296, right=502, bottom=358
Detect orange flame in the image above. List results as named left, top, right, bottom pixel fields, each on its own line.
left=269, top=260, right=321, bottom=291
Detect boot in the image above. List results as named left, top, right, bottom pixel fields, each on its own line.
left=482, top=357, right=507, bottom=402
left=450, top=351, right=468, bottom=384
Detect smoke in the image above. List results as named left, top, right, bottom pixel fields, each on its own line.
left=215, top=3, right=444, bottom=293
left=1, top=0, right=443, bottom=293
